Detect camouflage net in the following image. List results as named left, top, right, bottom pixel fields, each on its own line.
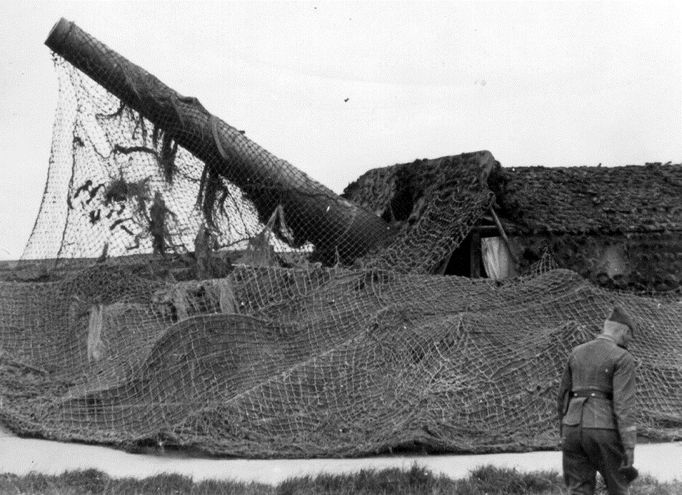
left=0, top=20, right=680, bottom=458
left=1, top=266, right=680, bottom=457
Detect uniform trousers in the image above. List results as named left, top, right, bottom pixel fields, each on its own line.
left=562, top=425, right=630, bottom=495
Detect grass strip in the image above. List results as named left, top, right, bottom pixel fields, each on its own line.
left=0, top=464, right=679, bottom=494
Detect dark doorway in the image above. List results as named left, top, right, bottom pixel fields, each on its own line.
left=441, top=230, right=485, bottom=277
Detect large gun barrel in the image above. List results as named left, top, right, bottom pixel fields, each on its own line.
left=45, top=18, right=394, bottom=263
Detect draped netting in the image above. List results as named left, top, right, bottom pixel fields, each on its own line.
left=0, top=19, right=679, bottom=458
left=1, top=266, right=680, bottom=457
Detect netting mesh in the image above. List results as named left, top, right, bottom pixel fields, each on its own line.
left=0, top=20, right=680, bottom=458
left=24, top=54, right=315, bottom=263
left=1, top=267, right=680, bottom=457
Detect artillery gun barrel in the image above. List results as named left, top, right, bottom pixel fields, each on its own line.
left=45, top=18, right=394, bottom=263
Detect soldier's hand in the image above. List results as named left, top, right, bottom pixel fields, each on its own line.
left=624, top=448, right=634, bottom=467
left=619, top=449, right=638, bottom=483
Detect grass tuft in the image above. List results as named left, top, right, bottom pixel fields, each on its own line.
left=57, top=469, right=110, bottom=494
left=466, top=465, right=562, bottom=494
left=278, top=464, right=442, bottom=494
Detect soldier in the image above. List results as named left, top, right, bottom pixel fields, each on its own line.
left=558, top=306, right=638, bottom=495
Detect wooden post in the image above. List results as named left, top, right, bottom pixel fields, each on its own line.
left=87, top=304, right=104, bottom=362
left=470, top=229, right=481, bottom=278
left=489, top=207, right=519, bottom=266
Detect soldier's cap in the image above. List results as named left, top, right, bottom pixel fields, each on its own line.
left=607, top=306, right=637, bottom=334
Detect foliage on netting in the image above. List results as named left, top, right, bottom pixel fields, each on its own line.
left=23, top=55, right=315, bottom=263
left=23, top=52, right=495, bottom=273
left=2, top=23, right=680, bottom=458
left=525, top=247, right=560, bottom=277
left=346, top=152, right=497, bottom=273
left=0, top=266, right=680, bottom=457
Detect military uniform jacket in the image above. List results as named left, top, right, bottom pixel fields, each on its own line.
left=557, top=335, right=637, bottom=449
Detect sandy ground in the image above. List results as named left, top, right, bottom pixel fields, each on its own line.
left=1, top=425, right=680, bottom=484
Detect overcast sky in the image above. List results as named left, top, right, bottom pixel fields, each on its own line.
left=0, top=0, right=680, bottom=259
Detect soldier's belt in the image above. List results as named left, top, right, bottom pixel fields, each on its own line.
left=571, top=390, right=613, bottom=400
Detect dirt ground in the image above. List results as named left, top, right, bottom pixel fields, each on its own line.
left=1, top=425, right=679, bottom=484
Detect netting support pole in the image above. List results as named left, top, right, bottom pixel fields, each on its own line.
left=489, top=207, right=519, bottom=266
left=469, top=228, right=481, bottom=277
left=45, top=18, right=395, bottom=263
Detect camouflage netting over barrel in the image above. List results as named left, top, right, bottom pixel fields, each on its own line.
left=0, top=19, right=680, bottom=457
